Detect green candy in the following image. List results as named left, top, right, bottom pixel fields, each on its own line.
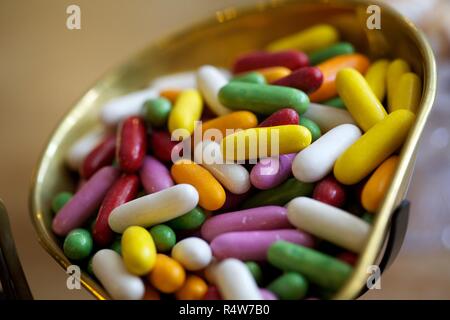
left=166, top=207, right=206, bottom=230
left=361, top=212, right=374, bottom=224
left=299, top=117, right=321, bottom=142
left=242, top=178, right=314, bottom=208
left=231, top=72, right=266, bottom=85
left=245, top=261, right=263, bottom=285
left=63, top=228, right=93, bottom=260
left=87, top=256, right=95, bottom=276
left=308, top=42, right=355, bottom=65
left=323, top=97, right=346, bottom=109
left=268, top=241, right=353, bottom=292
left=110, top=237, right=122, bottom=255
left=267, top=272, right=308, bottom=300
left=51, top=192, right=73, bottom=214
left=149, top=224, right=176, bottom=252
left=143, top=97, right=172, bottom=128
left=218, top=82, right=309, bottom=115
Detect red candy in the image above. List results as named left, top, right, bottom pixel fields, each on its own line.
left=232, top=50, right=309, bottom=74
left=150, top=130, right=180, bottom=162
left=258, top=108, right=299, bottom=127
left=93, top=174, right=140, bottom=246
left=272, top=66, right=323, bottom=93
left=313, top=176, right=347, bottom=208
left=81, top=134, right=116, bottom=179
left=117, top=116, right=147, bottom=172
left=337, top=251, right=358, bottom=266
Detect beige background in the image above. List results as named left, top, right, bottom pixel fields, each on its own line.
left=0, top=0, right=449, bottom=299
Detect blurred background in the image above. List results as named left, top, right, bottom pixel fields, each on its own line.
left=0, top=0, right=449, bottom=299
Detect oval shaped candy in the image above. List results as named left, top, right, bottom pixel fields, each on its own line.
left=308, top=42, right=354, bottom=65
left=117, top=116, right=147, bottom=173
left=139, top=155, right=174, bottom=194
left=258, top=108, right=299, bottom=127
left=257, top=66, right=291, bottom=83
left=390, top=72, right=421, bottom=113
left=168, top=89, right=203, bottom=138
left=81, top=134, right=116, bottom=179
left=365, top=59, right=389, bottom=101
left=150, top=130, right=179, bottom=162
left=232, top=50, right=308, bottom=73
left=387, top=59, right=411, bottom=111
left=143, top=97, right=172, bottom=128
left=250, top=153, right=296, bottom=190
left=303, top=103, right=356, bottom=132
left=171, top=237, right=212, bottom=271
left=148, top=254, right=186, bottom=293
left=196, top=65, right=231, bottom=116
left=122, top=226, right=157, bottom=275
left=272, top=66, right=323, bottom=93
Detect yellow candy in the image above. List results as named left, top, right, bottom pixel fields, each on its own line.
left=221, top=125, right=311, bottom=161
left=334, top=110, right=415, bottom=185
left=390, top=72, right=422, bottom=113
left=365, top=59, right=389, bottom=101
left=336, top=68, right=387, bottom=132
left=168, top=89, right=203, bottom=139
left=267, top=24, right=339, bottom=53
left=257, top=67, right=291, bottom=83
left=387, top=59, right=410, bottom=111
left=121, top=226, right=157, bottom=276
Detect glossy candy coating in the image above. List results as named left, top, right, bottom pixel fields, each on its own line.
left=167, top=207, right=206, bottom=230
left=232, top=50, right=309, bottom=73
left=148, top=254, right=186, bottom=293
left=313, top=176, right=347, bottom=208
left=390, top=72, right=422, bottom=113
left=365, top=59, right=389, bottom=101
left=168, top=89, right=203, bottom=138
left=149, top=224, right=176, bottom=252
left=171, top=237, right=212, bottom=271
left=117, top=116, right=147, bottom=173
left=299, top=117, right=321, bottom=141
left=175, top=275, right=208, bottom=300
left=303, top=103, right=356, bottom=132
left=250, top=153, right=296, bottom=190
left=196, top=65, right=231, bottom=116
left=272, top=66, right=323, bottom=93
left=387, top=59, right=411, bottom=111
left=267, top=272, right=308, bottom=300
left=150, top=130, right=179, bottom=162
left=143, top=97, right=172, bottom=128
left=201, top=111, right=258, bottom=139
left=81, top=134, right=116, bottom=179
left=139, top=156, right=174, bottom=194
left=51, top=192, right=73, bottom=214
left=258, top=108, right=299, bottom=127
left=63, top=228, right=93, bottom=260
left=308, top=42, right=354, bottom=65
left=121, top=226, right=157, bottom=275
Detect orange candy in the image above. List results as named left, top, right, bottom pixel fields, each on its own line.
left=175, top=275, right=208, bottom=300
left=148, top=254, right=186, bottom=293
left=257, top=66, right=291, bottom=83
left=201, top=111, right=258, bottom=139
left=160, top=89, right=182, bottom=103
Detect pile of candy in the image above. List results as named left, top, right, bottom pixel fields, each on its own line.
left=52, top=24, right=421, bottom=300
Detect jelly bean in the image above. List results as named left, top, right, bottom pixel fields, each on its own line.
left=214, top=258, right=262, bottom=300
left=245, top=261, right=263, bottom=285
left=334, top=110, right=415, bottom=185
left=204, top=286, right=222, bottom=300
left=148, top=254, right=186, bottom=293
left=365, top=59, right=389, bottom=101
left=167, top=207, right=206, bottom=230
left=313, top=176, right=347, bottom=208
left=63, top=228, right=93, bottom=260
left=143, top=97, right=172, bottom=128
left=100, top=88, right=158, bottom=126
left=211, top=229, right=314, bottom=261
left=110, top=237, right=121, bottom=255
left=201, top=111, right=258, bottom=138
left=201, top=206, right=290, bottom=242
left=65, top=127, right=105, bottom=170
left=52, top=166, right=120, bottom=236
left=121, top=226, right=157, bottom=275
left=336, top=68, right=387, bottom=132
left=337, top=252, right=358, bottom=266
left=309, top=54, right=370, bottom=102
left=258, top=108, right=299, bottom=127
left=361, top=156, right=399, bottom=212
left=250, top=154, right=295, bottom=190
left=287, top=197, right=370, bottom=252
left=390, top=72, right=422, bottom=113
left=219, top=82, right=309, bottom=116
left=272, top=67, right=323, bottom=93
left=292, top=124, right=361, bottom=182
left=92, top=249, right=145, bottom=300
left=232, top=50, right=309, bottom=73
left=149, top=224, right=176, bottom=252
left=117, top=116, right=147, bottom=172
left=242, top=178, right=314, bottom=208
left=308, top=42, right=355, bottom=65
left=159, top=89, right=181, bottom=103
left=168, top=89, right=203, bottom=138
left=299, top=117, right=321, bottom=141
left=172, top=237, right=212, bottom=271
left=81, top=134, right=116, bottom=179
left=194, top=141, right=250, bottom=194
left=387, top=59, right=411, bottom=110
left=139, top=156, right=174, bottom=194
left=268, top=241, right=352, bottom=291
left=108, top=184, right=199, bottom=233
left=323, top=96, right=345, bottom=109
left=196, top=65, right=231, bottom=116
left=267, top=24, right=339, bottom=53
left=52, top=192, right=73, bottom=214
left=257, top=67, right=291, bottom=83
left=220, top=125, right=311, bottom=161
left=267, top=272, right=308, bottom=300
left=175, top=274, right=208, bottom=300
left=149, top=71, right=197, bottom=91
left=93, top=174, right=140, bottom=246
left=302, top=103, right=356, bottom=132
left=143, top=284, right=161, bottom=300
left=150, top=130, right=179, bottom=162
left=231, top=71, right=266, bottom=84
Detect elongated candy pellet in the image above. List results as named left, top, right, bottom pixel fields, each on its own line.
left=308, top=42, right=354, bottom=65
left=257, top=67, right=291, bottom=83
left=201, top=111, right=258, bottom=139
left=390, top=72, right=422, bottom=113
left=117, top=116, right=147, bottom=173
left=139, top=156, right=174, bottom=194
left=302, top=103, right=356, bottom=132
left=258, top=108, right=299, bottom=127
left=233, top=50, right=309, bottom=73
left=168, top=89, right=203, bottom=138
left=272, top=67, right=323, bottom=93
left=387, top=59, right=410, bottom=110
left=81, top=134, right=116, bottom=179
left=299, top=117, right=322, bottom=141
left=250, top=153, right=296, bottom=189
left=65, top=127, right=106, bottom=171
left=364, top=59, right=389, bottom=101
left=196, top=65, right=231, bottom=116
left=231, top=71, right=266, bottom=84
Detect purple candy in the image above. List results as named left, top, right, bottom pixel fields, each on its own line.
left=260, top=289, right=278, bottom=300
left=211, top=229, right=314, bottom=261
left=139, top=155, right=174, bottom=194
left=250, top=153, right=296, bottom=190
left=52, top=166, right=120, bottom=236
left=201, top=206, right=291, bottom=242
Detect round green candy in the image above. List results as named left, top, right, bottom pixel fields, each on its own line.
left=166, top=207, right=206, bottom=230
left=63, top=228, right=93, bottom=260
left=323, top=97, right=346, bottom=109
left=143, top=97, right=172, bottom=128
left=149, top=224, right=176, bottom=252
left=231, top=72, right=266, bottom=85
left=245, top=261, right=263, bottom=285
left=299, top=117, right=321, bottom=142
left=52, top=192, right=73, bottom=214
left=267, top=272, right=308, bottom=300
left=308, top=42, right=355, bottom=65
left=110, top=237, right=122, bottom=255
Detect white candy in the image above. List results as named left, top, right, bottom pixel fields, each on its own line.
left=149, top=71, right=197, bottom=91
left=214, top=259, right=263, bottom=300
left=292, top=124, right=361, bottom=182
left=100, top=88, right=158, bottom=126
left=287, top=197, right=370, bottom=253
left=171, top=237, right=212, bottom=271
left=303, top=103, right=356, bottom=132
left=109, top=184, right=199, bottom=233
left=194, top=141, right=250, bottom=194
left=92, top=249, right=145, bottom=300
left=196, top=65, right=231, bottom=116
left=65, top=127, right=106, bottom=170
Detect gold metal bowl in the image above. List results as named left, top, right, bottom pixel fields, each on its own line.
left=29, top=0, right=436, bottom=300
